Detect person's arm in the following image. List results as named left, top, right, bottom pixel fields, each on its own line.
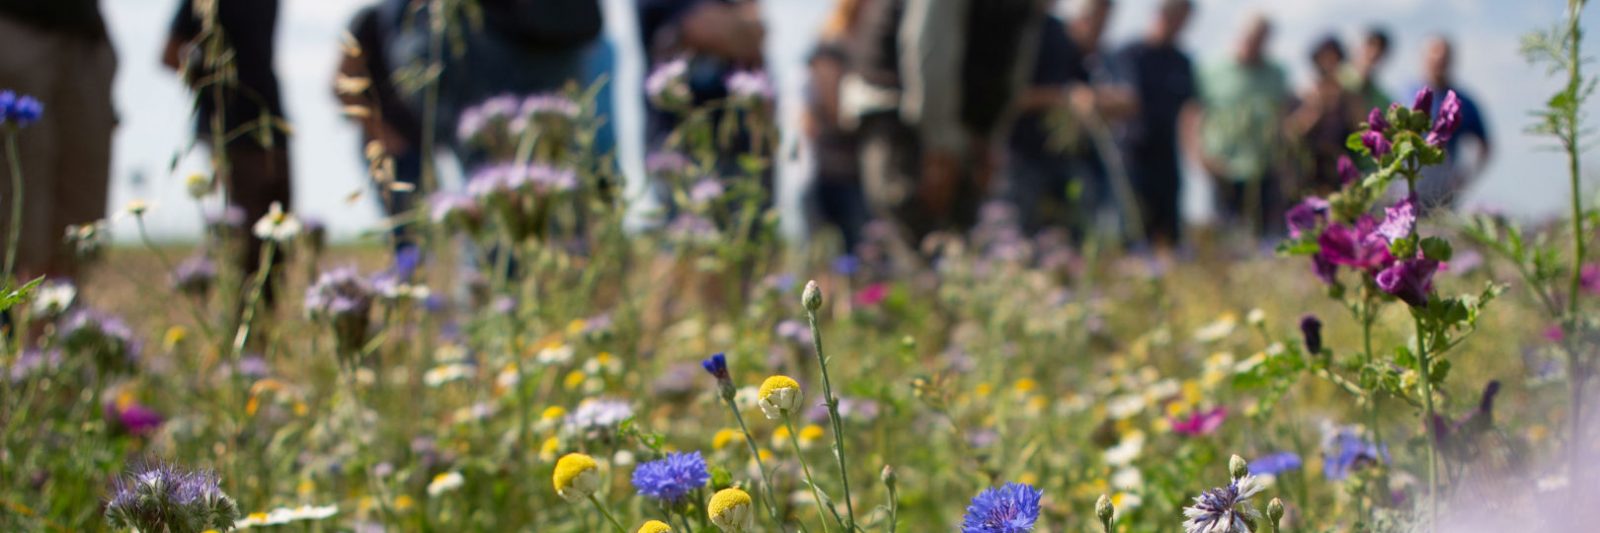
left=665, top=0, right=766, bottom=65
left=163, top=0, right=200, bottom=72
left=809, top=53, right=846, bottom=131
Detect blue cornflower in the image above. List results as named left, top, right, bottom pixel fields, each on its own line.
left=1248, top=452, right=1303, bottom=476
left=1323, top=428, right=1387, bottom=480
left=961, top=482, right=1042, bottom=533
left=1182, top=475, right=1264, bottom=533
left=701, top=352, right=729, bottom=380
left=0, top=90, right=43, bottom=127
left=631, top=451, right=710, bottom=503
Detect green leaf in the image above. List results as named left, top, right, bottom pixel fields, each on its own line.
left=0, top=276, right=45, bottom=313
left=1420, top=237, right=1453, bottom=262
left=1429, top=359, right=1452, bottom=385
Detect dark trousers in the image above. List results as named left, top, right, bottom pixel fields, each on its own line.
left=227, top=142, right=292, bottom=304
left=1129, top=158, right=1181, bottom=247
left=812, top=176, right=869, bottom=254
left=1215, top=176, right=1286, bottom=240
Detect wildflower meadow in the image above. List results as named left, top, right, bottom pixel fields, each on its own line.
left=3, top=2, right=1600, bottom=532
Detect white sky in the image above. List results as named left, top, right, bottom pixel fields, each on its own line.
left=100, top=0, right=1598, bottom=241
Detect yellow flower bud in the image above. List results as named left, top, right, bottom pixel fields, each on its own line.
left=707, top=488, right=755, bottom=532
left=553, top=453, right=600, bottom=502
left=757, top=375, right=803, bottom=420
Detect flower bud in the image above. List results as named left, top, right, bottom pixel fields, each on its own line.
left=1095, top=493, right=1115, bottom=526
left=1267, top=497, right=1285, bottom=526
left=638, top=519, right=673, bottom=533
left=552, top=453, right=601, bottom=502
left=802, top=280, right=823, bottom=312
left=1300, top=314, right=1323, bottom=355
left=1229, top=454, right=1248, bottom=480
left=881, top=464, right=897, bottom=486
left=757, top=375, right=803, bottom=420
left=708, top=488, right=755, bottom=532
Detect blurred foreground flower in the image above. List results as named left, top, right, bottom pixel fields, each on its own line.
left=961, top=482, right=1042, bottom=532
left=252, top=202, right=301, bottom=243
left=553, top=453, right=600, bottom=502
left=105, top=462, right=239, bottom=533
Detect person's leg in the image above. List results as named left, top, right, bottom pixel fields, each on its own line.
left=858, top=115, right=925, bottom=269
left=226, top=142, right=292, bottom=304
left=49, top=37, right=116, bottom=279
left=0, top=18, right=64, bottom=280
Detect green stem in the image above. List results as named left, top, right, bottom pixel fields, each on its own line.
left=586, top=494, right=627, bottom=533
left=805, top=307, right=857, bottom=531
left=1414, top=314, right=1439, bottom=529
left=3, top=130, right=22, bottom=282
left=1562, top=0, right=1590, bottom=492
left=722, top=394, right=788, bottom=530
left=786, top=416, right=836, bottom=533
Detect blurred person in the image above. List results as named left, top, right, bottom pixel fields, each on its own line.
left=166, top=0, right=291, bottom=301
left=1287, top=36, right=1364, bottom=197
left=1193, top=13, right=1291, bottom=239
left=337, top=0, right=425, bottom=255
left=845, top=0, right=1045, bottom=266
left=1112, top=0, right=1197, bottom=249
left=1005, top=0, right=1135, bottom=237
left=1342, top=26, right=1393, bottom=112
left=637, top=0, right=768, bottom=168
left=440, top=0, right=603, bottom=169
left=0, top=0, right=114, bottom=280
left=804, top=0, right=874, bottom=254
left=1412, top=35, right=1491, bottom=210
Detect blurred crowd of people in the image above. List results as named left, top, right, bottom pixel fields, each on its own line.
left=0, top=0, right=1496, bottom=282
left=801, top=0, right=1493, bottom=261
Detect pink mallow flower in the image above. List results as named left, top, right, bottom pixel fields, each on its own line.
left=1171, top=406, right=1227, bottom=437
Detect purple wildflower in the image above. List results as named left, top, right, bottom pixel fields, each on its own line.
left=1375, top=196, right=1417, bottom=244
left=305, top=267, right=375, bottom=357
left=962, top=482, right=1042, bottom=533
left=1311, top=252, right=1339, bottom=285
left=1248, top=452, right=1303, bottom=476
left=1366, top=107, right=1388, bottom=132
left=1336, top=154, right=1359, bottom=185
left=631, top=451, right=711, bottom=503
left=60, top=309, right=140, bottom=373
left=1284, top=197, right=1330, bottom=239
left=1582, top=264, right=1600, bottom=295
left=1360, top=130, right=1391, bottom=158
left=1323, top=427, right=1387, bottom=480
left=1375, top=258, right=1439, bottom=307
left=726, top=70, right=773, bottom=102
left=1317, top=217, right=1393, bottom=271
left=1426, top=90, right=1461, bottom=146
left=1300, top=314, right=1323, bottom=354
left=106, top=399, right=165, bottom=436
left=172, top=255, right=217, bottom=296
left=105, top=461, right=239, bottom=533
left=1182, top=476, right=1265, bottom=533
left=645, top=58, right=691, bottom=107
left=645, top=151, right=693, bottom=176
left=1412, top=87, right=1434, bottom=117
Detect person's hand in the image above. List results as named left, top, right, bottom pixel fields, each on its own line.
left=919, top=151, right=960, bottom=217
left=161, top=36, right=185, bottom=73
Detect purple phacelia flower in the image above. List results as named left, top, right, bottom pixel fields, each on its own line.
left=105, top=461, right=239, bottom=533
